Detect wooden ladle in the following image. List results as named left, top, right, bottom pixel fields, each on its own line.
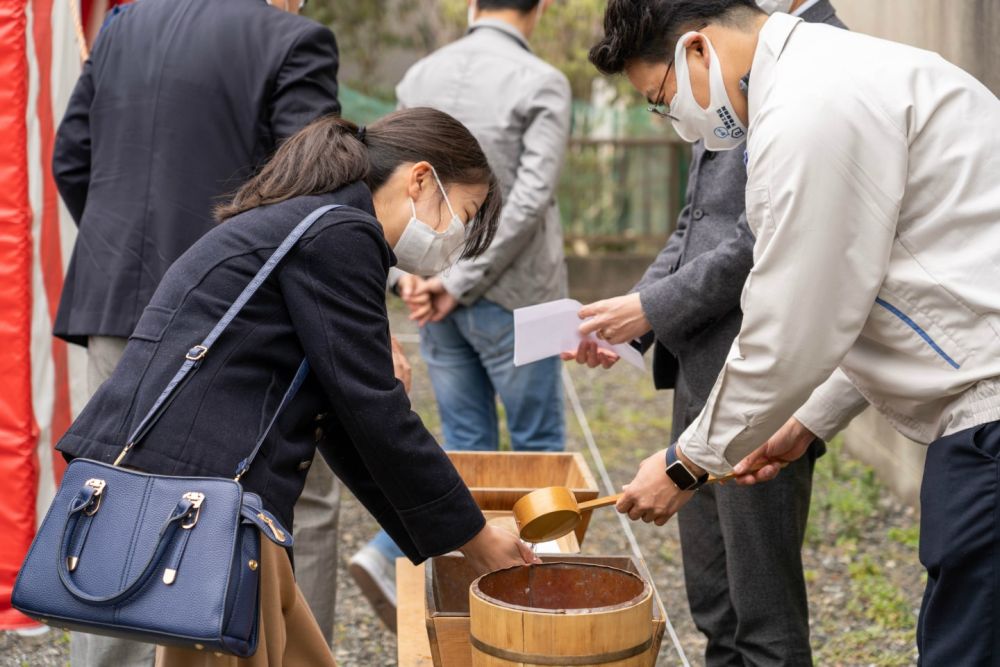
left=512, top=470, right=746, bottom=543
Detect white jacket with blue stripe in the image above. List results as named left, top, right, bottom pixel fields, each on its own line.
left=679, top=14, right=1000, bottom=473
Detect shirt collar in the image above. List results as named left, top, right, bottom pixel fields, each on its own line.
left=467, top=19, right=532, bottom=52
left=747, top=13, right=802, bottom=126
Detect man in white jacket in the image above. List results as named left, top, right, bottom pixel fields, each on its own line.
left=589, top=0, right=1000, bottom=661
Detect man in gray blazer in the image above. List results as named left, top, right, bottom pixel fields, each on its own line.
left=348, top=0, right=572, bottom=630
left=569, top=1, right=845, bottom=663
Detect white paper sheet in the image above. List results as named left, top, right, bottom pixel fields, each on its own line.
left=513, top=298, right=645, bottom=371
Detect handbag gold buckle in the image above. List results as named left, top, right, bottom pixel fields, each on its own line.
left=83, top=479, right=106, bottom=516
left=181, top=492, right=205, bottom=529
left=185, top=345, right=208, bottom=361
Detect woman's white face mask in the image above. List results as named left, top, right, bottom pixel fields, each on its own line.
left=669, top=32, right=748, bottom=151
left=393, top=168, right=467, bottom=276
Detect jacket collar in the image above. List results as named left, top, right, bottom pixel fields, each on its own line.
left=320, top=180, right=377, bottom=218
left=747, top=13, right=802, bottom=127
left=799, top=0, right=837, bottom=24
left=467, top=19, right=532, bottom=52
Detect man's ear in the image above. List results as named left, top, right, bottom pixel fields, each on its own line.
left=406, top=161, right=434, bottom=201
left=685, top=33, right=709, bottom=68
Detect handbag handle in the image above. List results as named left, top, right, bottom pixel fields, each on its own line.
left=114, top=204, right=342, bottom=468
left=57, top=485, right=200, bottom=606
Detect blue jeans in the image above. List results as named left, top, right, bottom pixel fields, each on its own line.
left=371, top=299, right=565, bottom=561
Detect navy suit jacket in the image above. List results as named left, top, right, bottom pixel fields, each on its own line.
left=52, top=0, right=341, bottom=344
left=57, top=184, right=486, bottom=563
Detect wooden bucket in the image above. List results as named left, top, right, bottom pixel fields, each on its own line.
left=469, top=563, right=654, bottom=666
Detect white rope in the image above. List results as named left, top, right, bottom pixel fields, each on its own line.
left=561, top=365, right=691, bottom=667
left=69, top=0, right=89, bottom=62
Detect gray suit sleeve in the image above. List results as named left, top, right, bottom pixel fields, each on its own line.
left=637, top=214, right=755, bottom=353
left=632, top=208, right=690, bottom=294
left=440, top=70, right=572, bottom=304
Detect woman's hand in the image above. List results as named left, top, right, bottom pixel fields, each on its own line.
left=390, top=335, right=412, bottom=394
left=459, top=523, right=540, bottom=576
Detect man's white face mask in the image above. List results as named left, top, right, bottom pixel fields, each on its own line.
left=756, top=0, right=794, bottom=14
left=668, top=31, right=748, bottom=151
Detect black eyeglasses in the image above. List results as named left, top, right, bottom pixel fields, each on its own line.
left=647, top=60, right=678, bottom=120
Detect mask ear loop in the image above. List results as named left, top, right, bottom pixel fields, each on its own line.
left=672, top=31, right=703, bottom=112
left=700, top=34, right=749, bottom=139
left=429, top=166, right=460, bottom=221
left=428, top=166, right=467, bottom=273
left=701, top=35, right=730, bottom=111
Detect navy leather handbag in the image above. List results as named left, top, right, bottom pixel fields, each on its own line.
left=12, top=205, right=340, bottom=657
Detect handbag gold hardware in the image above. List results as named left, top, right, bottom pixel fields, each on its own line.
left=112, top=443, right=134, bottom=467
left=256, top=513, right=285, bottom=543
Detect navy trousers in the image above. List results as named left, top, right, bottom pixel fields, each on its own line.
left=918, top=420, right=1000, bottom=665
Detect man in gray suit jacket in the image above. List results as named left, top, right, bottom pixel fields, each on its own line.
left=569, top=1, right=845, bottom=663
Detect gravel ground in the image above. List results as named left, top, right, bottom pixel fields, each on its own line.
left=1, top=302, right=923, bottom=666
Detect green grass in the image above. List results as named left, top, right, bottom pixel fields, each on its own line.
left=806, top=436, right=882, bottom=546
left=819, top=627, right=917, bottom=666
left=888, top=525, right=920, bottom=549
left=846, top=555, right=915, bottom=631
left=807, top=437, right=919, bottom=663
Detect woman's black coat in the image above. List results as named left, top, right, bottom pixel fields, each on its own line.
left=57, top=183, right=485, bottom=562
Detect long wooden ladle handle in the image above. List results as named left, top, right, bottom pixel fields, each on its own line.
left=709, top=461, right=788, bottom=485
left=577, top=493, right=623, bottom=512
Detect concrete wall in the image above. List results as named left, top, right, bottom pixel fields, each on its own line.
left=823, top=0, right=997, bottom=505
left=834, top=0, right=1000, bottom=95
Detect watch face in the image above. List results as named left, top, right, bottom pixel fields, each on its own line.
left=666, top=461, right=698, bottom=491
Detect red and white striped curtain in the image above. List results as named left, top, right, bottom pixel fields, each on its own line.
left=0, top=0, right=90, bottom=630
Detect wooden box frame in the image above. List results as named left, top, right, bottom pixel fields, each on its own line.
left=447, top=451, right=600, bottom=545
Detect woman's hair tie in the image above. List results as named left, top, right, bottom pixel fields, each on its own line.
left=356, top=125, right=367, bottom=144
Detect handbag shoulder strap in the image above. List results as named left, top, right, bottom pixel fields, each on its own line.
left=114, top=204, right=342, bottom=466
